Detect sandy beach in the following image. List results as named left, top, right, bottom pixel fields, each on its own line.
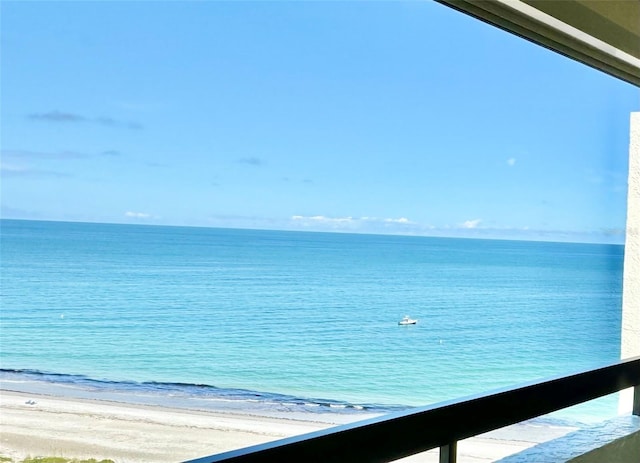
left=0, top=389, right=330, bottom=462
left=0, top=389, right=578, bottom=463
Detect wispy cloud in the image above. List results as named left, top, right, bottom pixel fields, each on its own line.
left=461, top=219, right=481, bottom=229
left=101, top=150, right=121, bottom=157
left=237, top=157, right=264, bottom=166
left=1, top=149, right=78, bottom=178
left=507, top=158, right=516, bottom=167
left=124, top=211, right=153, bottom=219
left=292, top=215, right=355, bottom=224
left=0, top=149, right=92, bottom=178
left=95, top=116, right=142, bottom=130
left=384, top=217, right=412, bottom=224
left=28, top=111, right=84, bottom=122
left=291, top=215, right=417, bottom=232
left=0, top=161, right=71, bottom=178
left=3, top=148, right=126, bottom=164
left=2, top=149, right=88, bottom=160
left=28, top=110, right=143, bottom=130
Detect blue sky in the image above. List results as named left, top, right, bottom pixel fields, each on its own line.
left=1, top=1, right=638, bottom=243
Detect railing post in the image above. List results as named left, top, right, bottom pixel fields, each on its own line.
left=439, top=441, right=457, bottom=463
left=633, top=384, right=640, bottom=416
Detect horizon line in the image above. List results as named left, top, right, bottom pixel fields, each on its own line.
left=0, top=217, right=626, bottom=246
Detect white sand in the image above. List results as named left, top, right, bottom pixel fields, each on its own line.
left=0, top=390, right=576, bottom=463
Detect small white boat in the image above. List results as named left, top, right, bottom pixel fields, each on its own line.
left=398, top=315, right=417, bottom=325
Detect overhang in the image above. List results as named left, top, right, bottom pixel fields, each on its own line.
left=435, top=0, right=640, bottom=87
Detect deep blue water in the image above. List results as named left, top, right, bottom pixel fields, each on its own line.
left=0, top=219, right=624, bottom=423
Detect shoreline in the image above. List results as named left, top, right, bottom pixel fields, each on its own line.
left=0, top=373, right=385, bottom=425
left=1, top=388, right=580, bottom=463
left=0, top=369, right=602, bottom=427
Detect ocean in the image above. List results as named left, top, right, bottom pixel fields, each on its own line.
left=0, top=219, right=624, bottom=424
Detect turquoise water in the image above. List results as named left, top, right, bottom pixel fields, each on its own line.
left=0, top=219, right=624, bottom=422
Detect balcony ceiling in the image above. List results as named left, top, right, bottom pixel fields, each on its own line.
left=436, top=0, right=640, bottom=87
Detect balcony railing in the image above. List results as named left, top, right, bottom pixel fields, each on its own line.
left=184, top=356, right=640, bottom=463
